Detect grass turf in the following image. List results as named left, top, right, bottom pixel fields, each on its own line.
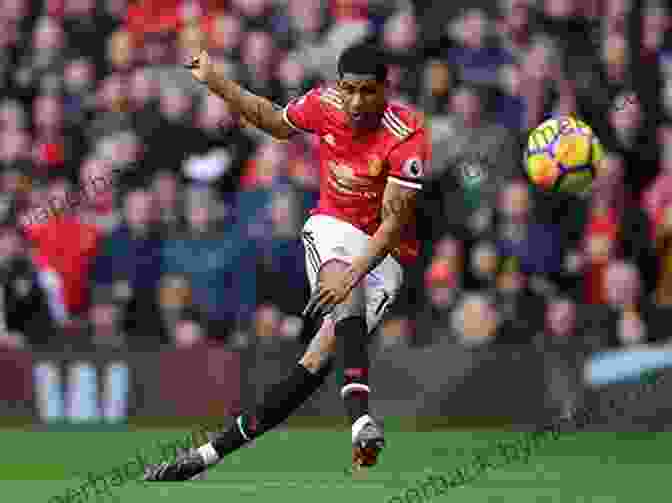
left=3, top=428, right=670, bottom=502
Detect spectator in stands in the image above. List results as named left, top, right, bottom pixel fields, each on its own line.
left=88, top=72, right=133, bottom=146
left=451, top=292, right=499, bottom=347
left=496, top=0, right=532, bottom=60
left=0, top=221, right=53, bottom=348
left=236, top=139, right=288, bottom=225
left=0, top=18, right=20, bottom=95
left=415, top=236, right=464, bottom=346
left=92, top=187, right=165, bottom=348
left=78, top=155, right=120, bottom=231
left=562, top=153, right=657, bottom=303
left=231, top=0, right=277, bottom=31
left=651, top=140, right=672, bottom=306
left=603, top=261, right=647, bottom=347
left=494, top=180, right=563, bottom=280
left=493, top=255, right=547, bottom=343
left=643, top=124, right=672, bottom=229
left=107, top=29, right=134, bottom=74
left=295, top=0, right=369, bottom=77
left=0, top=99, right=28, bottom=132
left=446, top=8, right=514, bottom=86
left=64, top=0, right=113, bottom=70
left=151, top=169, right=184, bottom=235
left=254, top=303, right=282, bottom=341
left=87, top=293, right=125, bottom=349
left=207, top=11, right=243, bottom=59
left=425, top=236, right=464, bottom=311
left=173, top=317, right=207, bottom=348
left=257, top=187, right=309, bottom=318
left=468, top=240, right=498, bottom=290
left=14, top=16, right=66, bottom=95
left=162, top=185, right=257, bottom=343
left=128, top=74, right=161, bottom=171
left=381, top=10, right=419, bottom=103
left=420, top=60, right=455, bottom=118
left=642, top=4, right=669, bottom=58
left=239, top=31, right=283, bottom=103
left=63, top=56, right=96, bottom=126
left=540, top=297, right=583, bottom=417
left=378, top=317, right=414, bottom=348
left=430, top=84, right=519, bottom=230
left=22, top=175, right=101, bottom=326
left=598, top=260, right=672, bottom=349
left=494, top=63, right=526, bottom=132
left=545, top=298, right=577, bottom=338
left=193, top=92, right=254, bottom=198
left=157, top=273, right=193, bottom=342
left=276, top=53, right=310, bottom=104
left=31, top=94, right=68, bottom=177
left=145, top=85, right=199, bottom=175
left=607, top=93, right=660, bottom=201
left=0, top=128, right=31, bottom=177
left=281, top=0, right=325, bottom=53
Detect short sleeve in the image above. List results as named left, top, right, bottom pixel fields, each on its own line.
left=282, top=88, right=324, bottom=135
left=387, top=128, right=429, bottom=191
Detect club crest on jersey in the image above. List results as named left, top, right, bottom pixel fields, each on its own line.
left=368, top=156, right=383, bottom=177
left=402, top=158, right=423, bottom=179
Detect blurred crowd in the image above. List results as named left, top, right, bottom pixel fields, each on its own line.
left=0, top=0, right=672, bottom=364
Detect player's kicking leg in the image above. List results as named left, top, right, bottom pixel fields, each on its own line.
left=319, top=260, right=385, bottom=470
left=142, top=316, right=336, bottom=481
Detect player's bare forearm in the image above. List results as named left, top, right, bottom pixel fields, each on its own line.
left=205, top=70, right=294, bottom=140
left=346, top=183, right=418, bottom=288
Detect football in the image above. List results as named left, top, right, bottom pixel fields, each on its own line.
left=524, top=116, right=604, bottom=195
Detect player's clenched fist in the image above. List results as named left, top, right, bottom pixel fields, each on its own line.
left=185, top=50, right=212, bottom=83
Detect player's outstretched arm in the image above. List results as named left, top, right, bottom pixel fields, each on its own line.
left=186, top=50, right=296, bottom=141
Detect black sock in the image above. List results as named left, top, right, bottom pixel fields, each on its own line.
left=298, top=314, right=324, bottom=345
left=212, top=361, right=332, bottom=458
left=336, top=316, right=370, bottom=423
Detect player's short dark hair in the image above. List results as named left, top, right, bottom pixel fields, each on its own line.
left=337, top=44, right=388, bottom=82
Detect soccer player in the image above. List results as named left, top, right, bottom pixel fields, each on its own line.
left=143, top=43, right=429, bottom=481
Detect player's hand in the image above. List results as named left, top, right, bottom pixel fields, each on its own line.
left=303, top=271, right=356, bottom=320
left=185, top=50, right=212, bottom=83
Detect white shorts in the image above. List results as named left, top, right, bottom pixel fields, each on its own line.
left=301, top=214, right=404, bottom=333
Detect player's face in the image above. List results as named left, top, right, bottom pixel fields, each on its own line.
left=338, top=78, right=386, bottom=131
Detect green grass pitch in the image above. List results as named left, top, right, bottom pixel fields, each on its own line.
left=3, top=428, right=670, bottom=502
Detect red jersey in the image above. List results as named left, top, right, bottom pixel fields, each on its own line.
left=23, top=215, right=100, bottom=315
left=282, top=86, right=429, bottom=265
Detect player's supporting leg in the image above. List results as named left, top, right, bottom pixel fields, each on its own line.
left=142, top=317, right=336, bottom=481
left=320, top=259, right=384, bottom=469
